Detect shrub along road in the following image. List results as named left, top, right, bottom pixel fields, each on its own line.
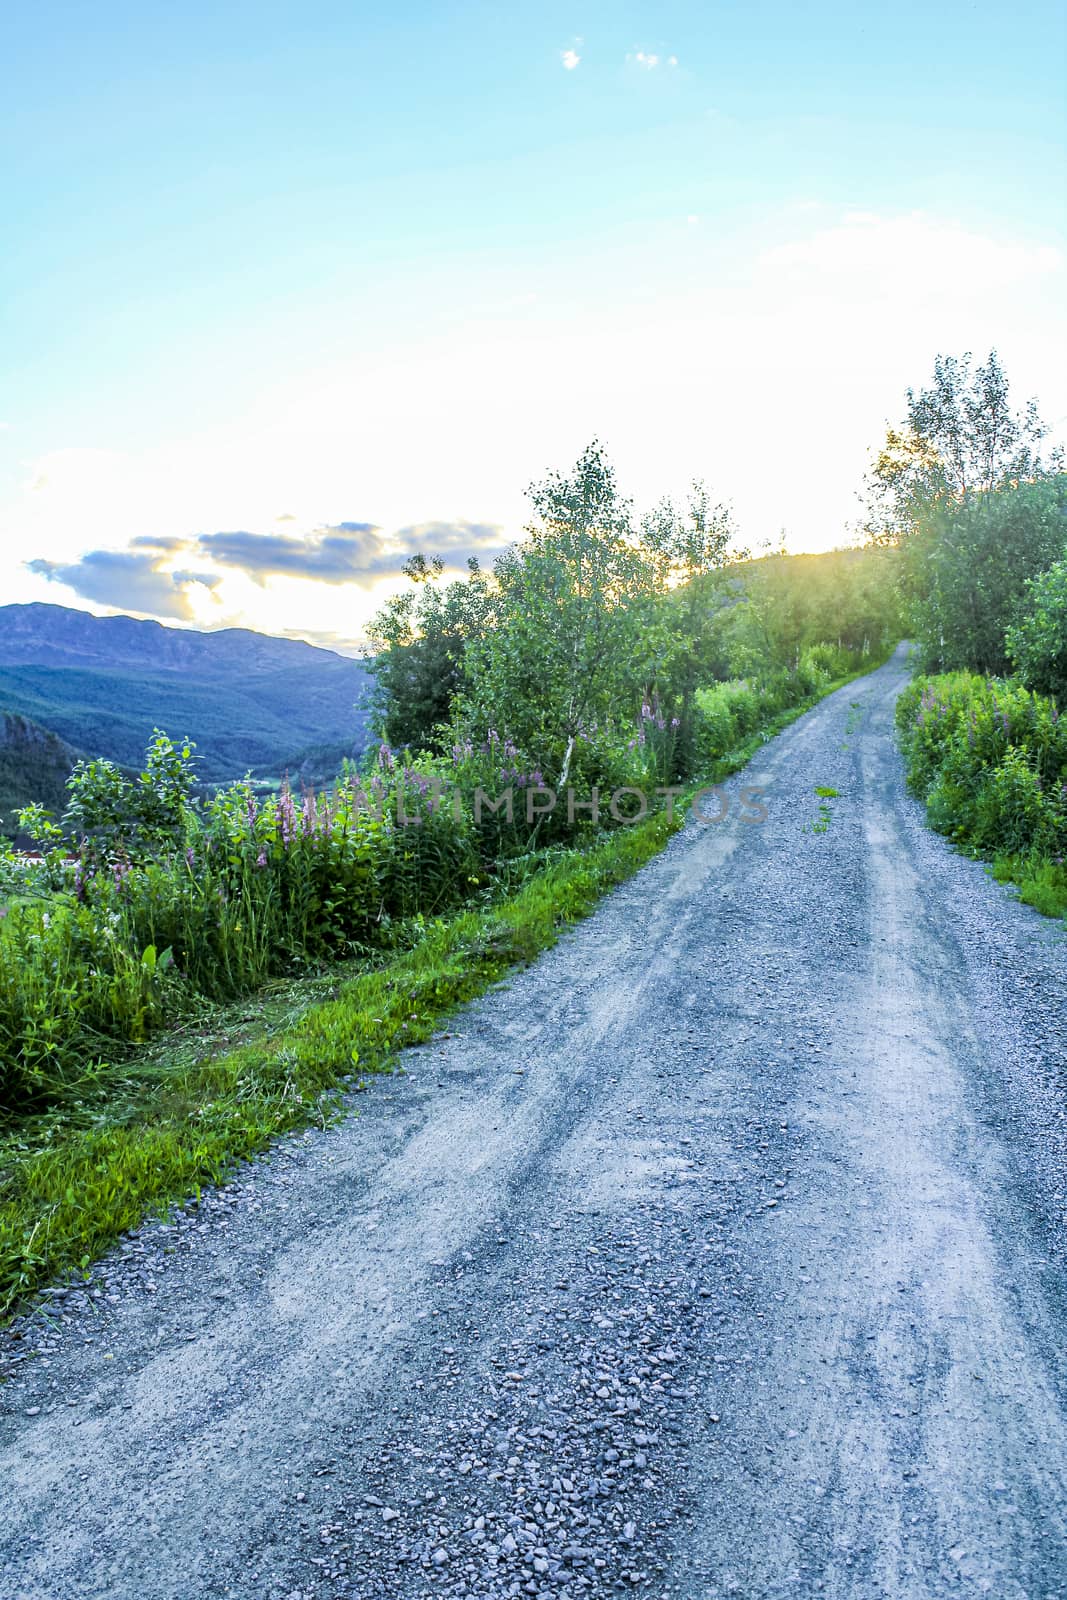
left=1, top=645, right=1065, bottom=1600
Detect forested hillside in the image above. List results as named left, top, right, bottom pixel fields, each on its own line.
left=0, top=714, right=82, bottom=839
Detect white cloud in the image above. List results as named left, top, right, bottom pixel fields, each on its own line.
left=759, top=210, right=1062, bottom=297
left=560, top=48, right=580, bottom=70
left=628, top=50, right=678, bottom=69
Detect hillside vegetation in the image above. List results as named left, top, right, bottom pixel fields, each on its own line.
left=897, top=675, right=1067, bottom=917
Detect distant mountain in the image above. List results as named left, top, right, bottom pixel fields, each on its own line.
left=0, top=603, right=365, bottom=675
left=0, top=604, right=374, bottom=788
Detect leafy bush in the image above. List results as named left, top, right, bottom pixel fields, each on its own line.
left=0, top=720, right=663, bottom=1111
left=896, top=672, right=1067, bottom=914
left=693, top=681, right=763, bottom=766
left=800, top=642, right=853, bottom=684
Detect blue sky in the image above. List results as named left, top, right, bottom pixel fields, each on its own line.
left=3, top=1, right=1065, bottom=647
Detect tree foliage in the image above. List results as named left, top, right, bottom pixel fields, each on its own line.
left=459, top=441, right=655, bottom=787
left=640, top=484, right=746, bottom=768
left=865, top=351, right=1066, bottom=675
left=899, top=478, right=1066, bottom=675
left=366, top=442, right=904, bottom=787
left=866, top=350, right=1061, bottom=539
left=366, top=555, right=495, bottom=751
left=54, top=731, right=199, bottom=860
left=1007, top=558, right=1067, bottom=703
left=720, top=545, right=901, bottom=675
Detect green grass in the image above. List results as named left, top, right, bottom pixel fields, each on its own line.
left=810, top=784, right=840, bottom=833
left=990, top=854, right=1067, bottom=920
left=0, top=656, right=885, bottom=1326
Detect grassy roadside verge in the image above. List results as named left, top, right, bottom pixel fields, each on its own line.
left=0, top=658, right=883, bottom=1325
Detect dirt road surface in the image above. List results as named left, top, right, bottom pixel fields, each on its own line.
left=2, top=645, right=1065, bottom=1599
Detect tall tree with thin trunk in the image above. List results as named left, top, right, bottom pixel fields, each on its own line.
left=459, top=442, right=652, bottom=787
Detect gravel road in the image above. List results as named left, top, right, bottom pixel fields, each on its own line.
left=2, top=644, right=1066, bottom=1600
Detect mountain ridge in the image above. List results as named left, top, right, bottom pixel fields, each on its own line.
left=0, top=603, right=362, bottom=673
